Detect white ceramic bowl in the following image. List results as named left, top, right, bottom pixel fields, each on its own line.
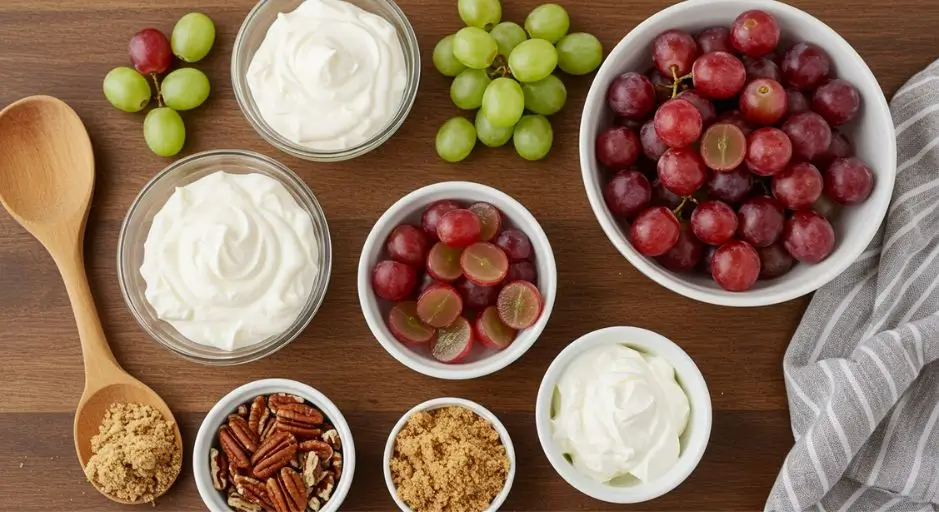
left=580, top=0, right=896, bottom=307
left=358, top=181, right=557, bottom=380
left=194, top=379, right=356, bottom=512
left=383, top=397, right=516, bottom=511
left=535, top=326, right=712, bottom=503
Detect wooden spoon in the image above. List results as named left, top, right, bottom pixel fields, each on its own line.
left=0, top=96, right=182, bottom=504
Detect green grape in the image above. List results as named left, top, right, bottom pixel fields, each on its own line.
left=458, top=0, right=501, bottom=29
left=433, top=35, right=467, bottom=77
left=507, top=39, right=558, bottom=83
left=475, top=111, right=514, bottom=147
left=436, top=117, right=477, bottom=162
left=160, top=68, right=211, bottom=111
left=452, top=27, right=498, bottom=69
left=556, top=32, right=603, bottom=75
left=144, top=107, right=186, bottom=157
left=103, top=67, right=151, bottom=113
left=524, top=3, right=570, bottom=43
left=522, top=74, right=567, bottom=116
left=171, top=12, right=216, bottom=63
left=450, top=69, right=492, bottom=110
left=513, top=115, right=553, bottom=161
left=480, top=78, right=524, bottom=128
left=489, top=21, right=527, bottom=57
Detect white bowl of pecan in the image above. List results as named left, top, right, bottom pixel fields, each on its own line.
left=194, top=379, right=354, bottom=512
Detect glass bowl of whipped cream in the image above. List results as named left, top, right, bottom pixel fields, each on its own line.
left=232, top=0, right=420, bottom=161
left=118, top=150, right=332, bottom=365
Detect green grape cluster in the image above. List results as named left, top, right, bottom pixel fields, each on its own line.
left=102, top=12, right=215, bottom=157
left=433, top=0, right=604, bottom=163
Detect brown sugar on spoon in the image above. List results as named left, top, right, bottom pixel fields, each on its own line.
left=83, top=403, right=182, bottom=503
left=390, top=406, right=510, bottom=512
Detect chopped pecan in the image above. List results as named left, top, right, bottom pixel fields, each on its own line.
left=301, top=452, right=323, bottom=490
left=314, top=470, right=335, bottom=502
left=266, top=467, right=307, bottom=512
left=331, top=452, right=343, bottom=478
left=321, top=429, right=341, bottom=451
left=210, top=447, right=229, bottom=491
left=229, top=415, right=260, bottom=454
left=268, top=393, right=305, bottom=413
left=249, top=396, right=271, bottom=435
left=236, top=404, right=249, bottom=418
left=307, top=497, right=321, bottom=512
left=228, top=492, right=262, bottom=512
left=219, top=425, right=252, bottom=469
left=252, top=431, right=298, bottom=480
left=234, top=474, right=275, bottom=510
left=298, top=439, right=333, bottom=463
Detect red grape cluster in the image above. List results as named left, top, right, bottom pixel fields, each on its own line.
left=598, top=10, right=875, bottom=292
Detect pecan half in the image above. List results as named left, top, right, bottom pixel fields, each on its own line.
left=322, top=429, right=341, bottom=451
left=268, top=393, right=304, bottom=413
left=249, top=396, right=271, bottom=435
left=314, top=471, right=335, bottom=502
left=260, top=417, right=277, bottom=440
left=298, top=439, right=333, bottom=463
left=229, top=415, right=260, bottom=454
left=267, top=467, right=307, bottom=512
left=219, top=425, right=252, bottom=469
left=228, top=492, right=262, bottom=512
left=301, top=452, right=323, bottom=490
left=277, top=403, right=325, bottom=425
left=252, top=431, right=298, bottom=480
left=234, top=474, right=275, bottom=510
left=210, top=448, right=229, bottom=491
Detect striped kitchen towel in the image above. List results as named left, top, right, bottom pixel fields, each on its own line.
left=765, top=61, right=939, bottom=512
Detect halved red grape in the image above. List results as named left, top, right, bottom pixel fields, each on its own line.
left=715, top=109, right=754, bottom=137
left=604, top=170, right=652, bottom=218
left=456, top=278, right=499, bottom=310
left=475, top=306, right=517, bottom=349
left=773, top=161, right=823, bottom=210
left=461, top=242, right=509, bottom=286
left=692, top=51, right=747, bottom=99
left=691, top=200, right=737, bottom=245
left=505, top=261, right=537, bottom=284
left=129, top=28, right=172, bottom=75
left=654, top=98, right=702, bottom=148
left=497, top=280, right=543, bottom=330
left=706, top=166, right=752, bottom=204
left=608, top=72, right=656, bottom=120
left=812, top=79, right=861, bottom=125
left=746, top=127, right=792, bottom=176
left=744, top=56, right=782, bottom=82
left=657, top=147, right=707, bottom=196
left=784, top=211, right=835, bottom=263
left=432, top=316, right=473, bottom=363
left=737, top=196, right=785, bottom=247
left=740, top=78, right=787, bottom=126
left=696, top=26, right=733, bottom=54
left=417, top=283, right=463, bottom=328
left=426, top=242, right=463, bottom=282
left=629, top=206, right=680, bottom=256
left=657, top=222, right=703, bottom=272
left=422, top=200, right=461, bottom=239
left=781, top=43, right=831, bottom=90
left=652, top=180, right=683, bottom=209
left=652, top=29, right=699, bottom=77
left=711, top=240, right=761, bottom=291
left=782, top=112, right=832, bottom=161
left=730, top=10, right=780, bottom=57
left=495, top=229, right=532, bottom=262
left=786, top=88, right=810, bottom=115
left=676, top=89, right=717, bottom=126
left=700, top=123, right=747, bottom=171
left=386, top=224, right=431, bottom=268
left=468, top=202, right=502, bottom=242
left=814, top=130, right=854, bottom=170
left=596, top=126, right=641, bottom=168
left=824, top=157, right=874, bottom=205
left=437, top=209, right=481, bottom=248
left=372, top=260, right=417, bottom=301
left=388, top=301, right=436, bottom=344
left=757, top=243, right=794, bottom=279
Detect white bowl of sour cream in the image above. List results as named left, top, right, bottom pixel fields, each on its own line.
left=535, top=326, right=712, bottom=503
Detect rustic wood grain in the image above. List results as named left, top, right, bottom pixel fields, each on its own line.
left=0, top=1, right=931, bottom=510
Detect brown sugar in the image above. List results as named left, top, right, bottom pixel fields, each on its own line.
left=83, top=403, right=181, bottom=503
left=389, top=405, right=510, bottom=512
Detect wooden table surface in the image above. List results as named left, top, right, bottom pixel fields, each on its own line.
left=0, top=0, right=932, bottom=510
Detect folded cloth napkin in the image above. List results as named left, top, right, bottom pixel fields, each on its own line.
left=765, top=61, right=939, bottom=512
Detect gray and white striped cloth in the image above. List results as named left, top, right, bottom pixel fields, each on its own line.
left=765, top=61, right=939, bottom=512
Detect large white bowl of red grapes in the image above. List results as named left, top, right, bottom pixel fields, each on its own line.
left=358, top=181, right=557, bottom=380
left=580, top=0, right=895, bottom=307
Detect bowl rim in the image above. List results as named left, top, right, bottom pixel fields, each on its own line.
left=193, top=378, right=356, bottom=512
left=535, top=326, right=712, bottom=503
left=381, top=397, right=516, bottom=512
left=357, top=181, right=558, bottom=380
left=117, top=149, right=333, bottom=365
left=578, top=0, right=897, bottom=307
left=230, top=0, right=422, bottom=162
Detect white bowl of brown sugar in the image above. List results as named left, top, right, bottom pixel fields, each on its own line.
left=383, top=397, right=516, bottom=512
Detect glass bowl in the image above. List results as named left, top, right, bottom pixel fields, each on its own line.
left=118, top=149, right=332, bottom=365
left=231, top=0, right=421, bottom=162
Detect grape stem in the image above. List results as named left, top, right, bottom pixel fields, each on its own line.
left=150, top=73, right=163, bottom=107
left=669, top=66, right=694, bottom=98
left=673, top=195, right=698, bottom=218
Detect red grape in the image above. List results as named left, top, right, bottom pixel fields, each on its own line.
left=692, top=51, right=747, bottom=99
left=129, top=28, right=173, bottom=75
left=812, top=79, right=861, bottom=125
left=437, top=209, right=481, bottom=248
left=744, top=57, right=782, bottom=82
left=648, top=68, right=676, bottom=104
left=737, top=195, right=785, bottom=247
left=730, top=10, right=780, bottom=57
left=701, top=245, right=717, bottom=275
left=824, top=157, right=874, bottom=205
left=495, top=229, right=532, bottom=261
left=596, top=126, right=641, bottom=168
left=700, top=123, right=747, bottom=171
left=422, top=200, right=461, bottom=239
left=652, top=29, right=699, bottom=77
left=657, top=147, right=708, bottom=196
left=716, top=109, right=754, bottom=137
left=640, top=120, right=669, bottom=161
left=676, top=90, right=717, bottom=126
left=711, top=240, right=761, bottom=291
left=786, top=88, right=810, bottom=116
left=782, top=112, right=832, bottom=161
left=372, top=260, right=417, bottom=301
left=813, top=194, right=841, bottom=219
left=658, top=223, right=703, bottom=272
left=608, top=72, right=657, bottom=120
left=505, top=260, right=537, bottom=283
left=815, top=130, right=854, bottom=170
left=707, top=166, right=752, bottom=204
left=781, top=43, right=831, bottom=90
left=739, top=78, right=787, bottom=125
left=757, top=243, right=794, bottom=279
left=386, top=224, right=431, bottom=267
left=784, top=210, right=835, bottom=263
left=654, top=98, right=702, bottom=148
left=773, top=162, right=824, bottom=210
left=746, top=127, right=792, bottom=176
left=691, top=200, right=738, bottom=245
left=696, top=27, right=733, bottom=54
left=653, top=179, right=683, bottom=208
left=456, top=278, right=499, bottom=310
left=604, top=170, right=653, bottom=218
left=629, top=206, right=681, bottom=256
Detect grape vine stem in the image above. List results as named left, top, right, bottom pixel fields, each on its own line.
left=150, top=73, right=163, bottom=108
